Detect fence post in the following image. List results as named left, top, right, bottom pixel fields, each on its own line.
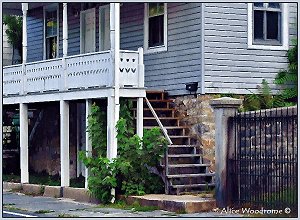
left=210, top=97, right=242, bottom=208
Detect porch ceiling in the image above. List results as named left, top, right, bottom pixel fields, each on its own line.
left=2, top=3, right=46, bottom=15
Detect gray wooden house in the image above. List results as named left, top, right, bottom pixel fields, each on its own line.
left=2, top=3, right=297, bottom=195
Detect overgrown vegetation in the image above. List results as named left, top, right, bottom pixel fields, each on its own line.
left=242, top=40, right=297, bottom=111
left=242, top=79, right=286, bottom=111
left=275, top=39, right=298, bottom=104
left=3, top=15, right=22, bottom=64
left=3, top=173, right=85, bottom=188
left=79, top=99, right=167, bottom=204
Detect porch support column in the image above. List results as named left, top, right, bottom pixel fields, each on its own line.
left=20, top=103, right=29, bottom=183
left=60, top=100, right=70, bottom=187
left=137, top=97, right=144, bottom=139
left=22, top=3, right=28, bottom=63
left=108, top=3, right=120, bottom=160
left=21, top=3, right=28, bottom=95
left=62, top=3, right=68, bottom=57
left=85, top=99, right=92, bottom=189
left=108, top=3, right=120, bottom=203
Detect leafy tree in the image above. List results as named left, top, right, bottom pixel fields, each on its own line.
left=275, top=39, right=298, bottom=104
left=3, top=15, right=22, bottom=64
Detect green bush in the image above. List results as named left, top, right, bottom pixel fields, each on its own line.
left=275, top=39, right=298, bottom=104
left=79, top=99, right=167, bottom=204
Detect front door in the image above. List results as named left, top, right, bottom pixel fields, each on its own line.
left=99, top=5, right=110, bottom=51
left=80, top=8, right=96, bottom=53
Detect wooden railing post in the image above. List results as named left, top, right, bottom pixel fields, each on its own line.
left=138, top=47, right=144, bottom=88
left=210, top=97, right=242, bottom=208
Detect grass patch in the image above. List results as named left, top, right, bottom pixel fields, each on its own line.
left=34, top=210, right=54, bottom=214
left=266, top=187, right=297, bottom=206
left=8, top=188, right=22, bottom=193
left=175, top=209, right=187, bottom=214
left=57, top=213, right=79, bottom=217
left=3, top=174, right=21, bottom=183
left=3, top=206, right=27, bottom=212
left=162, top=212, right=178, bottom=217
left=97, top=200, right=159, bottom=212
left=3, top=203, right=15, bottom=206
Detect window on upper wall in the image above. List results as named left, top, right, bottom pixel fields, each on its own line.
left=248, top=3, right=289, bottom=50
left=144, top=3, right=167, bottom=53
left=44, top=4, right=59, bottom=59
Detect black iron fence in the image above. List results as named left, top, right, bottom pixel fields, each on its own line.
left=230, top=107, right=297, bottom=209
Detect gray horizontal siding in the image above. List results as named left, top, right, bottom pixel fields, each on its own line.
left=120, top=3, right=203, bottom=96
left=204, top=3, right=297, bottom=94
left=27, top=7, right=44, bottom=62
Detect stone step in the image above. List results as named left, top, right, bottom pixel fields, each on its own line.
left=171, top=183, right=215, bottom=189
left=169, top=163, right=211, bottom=168
left=167, top=156, right=202, bottom=165
left=144, top=100, right=175, bottom=109
left=167, top=145, right=200, bottom=154
left=167, top=165, right=210, bottom=175
left=134, top=108, right=175, bottom=118
left=167, top=173, right=215, bottom=178
left=168, top=154, right=202, bottom=158
left=122, top=194, right=216, bottom=213
left=142, top=117, right=180, bottom=127
left=146, top=90, right=166, bottom=100
left=144, top=126, right=189, bottom=136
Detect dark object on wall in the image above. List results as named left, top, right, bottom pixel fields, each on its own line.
left=186, top=82, right=198, bottom=97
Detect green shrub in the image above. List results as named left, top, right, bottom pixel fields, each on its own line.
left=80, top=99, right=167, bottom=204
left=275, top=39, right=298, bottom=104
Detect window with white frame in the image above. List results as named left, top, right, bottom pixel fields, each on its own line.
left=144, top=3, right=167, bottom=53
left=44, top=4, right=59, bottom=59
left=248, top=3, right=289, bottom=50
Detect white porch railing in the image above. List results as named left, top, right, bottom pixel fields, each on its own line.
left=3, top=49, right=144, bottom=96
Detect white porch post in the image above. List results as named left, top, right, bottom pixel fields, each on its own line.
left=60, top=100, right=70, bottom=187
left=21, top=3, right=28, bottom=95
left=20, top=103, right=29, bottom=183
left=137, top=98, right=144, bottom=139
left=137, top=48, right=144, bottom=139
left=107, top=3, right=120, bottom=160
left=85, top=99, right=92, bottom=189
left=22, top=3, right=28, bottom=63
left=62, top=3, right=68, bottom=57
left=62, top=3, right=68, bottom=91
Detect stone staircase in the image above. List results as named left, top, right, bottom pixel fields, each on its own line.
left=137, top=91, right=215, bottom=195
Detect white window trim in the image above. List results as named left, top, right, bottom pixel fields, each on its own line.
left=144, top=3, right=168, bottom=54
left=80, top=8, right=96, bottom=54
left=248, top=3, right=289, bottom=51
left=43, top=3, right=59, bottom=60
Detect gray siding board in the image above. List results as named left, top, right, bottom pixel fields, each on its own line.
left=204, top=3, right=297, bottom=94
left=119, top=3, right=203, bottom=95
left=27, top=7, right=43, bottom=62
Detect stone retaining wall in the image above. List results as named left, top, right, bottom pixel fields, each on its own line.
left=174, top=95, right=217, bottom=171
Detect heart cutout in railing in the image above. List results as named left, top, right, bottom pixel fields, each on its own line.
left=125, top=68, right=130, bottom=73
left=131, top=68, right=136, bottom=73
left=120, top=68, right=124, bottom=72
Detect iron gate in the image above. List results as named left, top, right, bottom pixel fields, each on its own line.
left=230, top=107, right=297, bottom=209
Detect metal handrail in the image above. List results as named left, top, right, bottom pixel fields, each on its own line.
left=144, top=97, right=172, bottom=194
left=145, top=97, right=173, bottom=145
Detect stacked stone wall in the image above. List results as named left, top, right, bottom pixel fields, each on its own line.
left=173, top=94, right=217, bottom=171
